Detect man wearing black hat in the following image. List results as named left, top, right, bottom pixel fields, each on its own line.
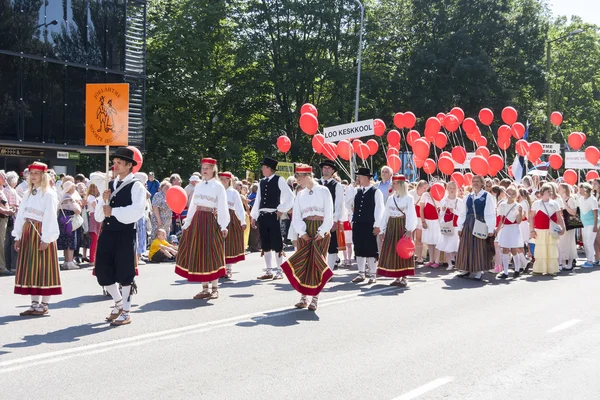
left=250, top=157, right=294, bottom=280
left=351, top=168, right=385, bottom=284
left=95, top=147, right=146, bottom=326
left=318, top=160, right=344, bottom=272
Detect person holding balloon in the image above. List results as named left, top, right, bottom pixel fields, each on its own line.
left=419, top=184, right=442, bottom=268
left=436, top=181, right=460, bottom=271
left=219, top=171, right=246, bottom=279
left=408, top=181, right=429, bottom=264
left=377, top=175, right=417, bottom=287
left=529, top=184, right=565, bottom=275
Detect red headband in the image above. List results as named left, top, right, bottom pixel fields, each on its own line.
left=392, top=175, right=406, bottom=182
left=296, top=166, right=312, bottom=174
left=201, top=158, right=217, bottom=165
left=219, top=172, right=232, bottom=179
left=28, top=164, right=48, bottom=172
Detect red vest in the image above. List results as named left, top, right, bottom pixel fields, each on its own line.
left=533, top=210, right=557, bottom=230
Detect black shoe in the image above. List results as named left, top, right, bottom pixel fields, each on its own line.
left=497, top=273, right=508, bottom=280
left=513, top=270, right=521, bottom=278
left=523, top=262, right=533, bottom=274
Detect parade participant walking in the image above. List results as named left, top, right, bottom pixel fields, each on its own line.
left=558, top=183, right=577, bottom=271
left=530, top=184, right=565, bottom=275
left=420, top=185, right=441, bottom=267
left=318, top=160, right=344, bottom=272
left=176, top=158, right=229, bottom=299
left=436, top=181, right=460, bottom=271
left=409, top=180, right=428, bottom=264
left=219, top=171, right=246, bottom=279
left=250, top=157, right=294, bottom=280
left=456, top=175, right=496, bottom=281
left=496, top=186, right=524, bottom=279
left=13, top=162, right=60, bottom=316
left=281, top=164, right=333, bottom=311
left=342, top=180, right=356, bottom=266
left=351, top=168, right=384, bottom=284
left=95, top=147, right=147, bottom=326
left=378, top=175, right=417, bottom=287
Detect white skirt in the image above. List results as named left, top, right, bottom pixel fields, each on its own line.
left=422, top=219, right=441, bottom=245
left=520, top=221, right=530, bottom=245
left=498, top=224, right=524, bottom=249
left=436, top=230, right=459, bottom=253
left=558, top=229, right=577, bottom=261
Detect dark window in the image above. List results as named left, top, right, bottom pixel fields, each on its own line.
left=22, top=58, right=44, bottom=143
left=64, top=66, right=86, bottom=145
left=43, top=62, right=66, bottom=144
left=0, top=54, right=20, bottom=141
left=19, top=0, right=47, bottom=57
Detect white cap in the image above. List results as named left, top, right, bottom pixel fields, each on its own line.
left=189, top=175, right=200, bottom=183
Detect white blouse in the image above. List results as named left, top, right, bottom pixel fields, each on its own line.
left=532, top=199, right=561, bottom=216
left=226, top=186, right=246, bottom=225
left=497, top=202, right=522, bottom=223
left=13, top=188, right=59, bottom=244
left=184, top=178, right=230, bottom=231
left=380, top=194, right=418, bottom=233
left=291, top=184, right=334, bottom=238
left=519, top=200, right=530, bottom=219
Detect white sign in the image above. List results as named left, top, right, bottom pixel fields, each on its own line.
left=542, top=143, right=560, bottom=155
left=565, top=152, right=600, bottom=170
left=453, top=152, right=476, bottom=170
left=323, top=119, right=374, bottom=142
left=57, top=151, right=69, bottom=159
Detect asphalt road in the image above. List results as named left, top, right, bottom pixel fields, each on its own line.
left=1, top=252, right=599, bottom=400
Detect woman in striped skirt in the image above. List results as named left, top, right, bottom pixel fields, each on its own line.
left=12, top=162, right=61, bottom=316
left=219, top=172, right=246, bottom=279
left=377, top=175, right=417, bottom=287
left=175, top=158, right=230, bottom=299
left=456, top=175, right=496, bottom=281
left=281, top=164, right=333, bottom=311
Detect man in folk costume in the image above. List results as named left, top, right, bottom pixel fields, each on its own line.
left=95, top=147, right=147, bottom=326
left=318, top=160, right=344, bottom=272
left=351, top=168, right=385, bottom=284
left=176, top=158, right=229, bottom=299
left=13, top=162, right=61, bottom=316
left=219, top=171, right=246, bottom=279
left=250, top=157, right=294, bottom=280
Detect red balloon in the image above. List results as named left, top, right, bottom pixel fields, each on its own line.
left=568, top=132, right=585, bottom=150
left=276, top=135, right=291, bottom=153
left=323, top=142, right=337, bottom=161
left=413, top=138, right=430, bottom=160
left=488, top=154, right=504, bottom=171
left=476, top=136, right=487, bottom=147
left=166, top=186, right=188, bottom=214
left=387, top=154, right=401, bottom=173
left=475, top=146, right=490, bottom=158
left=126, top=146, right=143, bottom=174
left=478, top=108, right=494, bottom=126
left=438, top=156, right=455, bottom=175
left=436, top=113, right=446, bottom=123
left=430, top=183, right=446, bottom=201
left=501, top=106, right=518, bottom=125
left=386, top=147, right=399, bottom=159
left=423, top=158, right=436, bottom=175
left=426, top=117, right=441, bottom=133
left=470, top=155, right=489, bottom=176
left=451, top=172, right=464, bottom=187
left=451, top=146, right=467, bottom=164
left=580, top=132, right=587, bottom=144
left=549, top=154, right=563, bottom=170
left=586, top=171, right=599, bottom=181
left=497, top=125, right=512, bottom=142
left=357, top=144, right=370, bottom=160
left=515, top=139, right=529, bottom=157
left=403, top=112, right=417, bottom=129
left=424, top=127, right=437, bottom=142
left=312, top=134, right=325, bottom=154
left=440, top=151, right=451, bottom=159
left=585, top=146, right=600, bottom=166
left=550, top=111, right=563, bottom=126
left=464, top=172, right=474, bottom=186
left=462, top=118, right=477, bottom=135
left=498, top=137, right=511, bottom=151
left=449, top=107, right=465, bottom=124
left=299, top=113, right=319, bottom=135
left=563, top=169, right=578, bottom=185
left=366, top=139, right=379, bottom=156
left=528, top=141, right=543, bottom=161
left=387, top=130, right=401, bottom=147
left=393, top=112, right=405, bottom=129
left=300, top=103, right=318, bottom=118
left=511, top=122, right=525, bottom=139
left=352, top=139, right=363, bottom=153
left=373, top=119, right=386, bottom=137
left=406, top=130, right=420, bottom=147
left=443, top=114, right=460, bottom=132
left=396, top=236, right=415, bottom=259
left=337, top=140, right=352, bottom=161
left=413, top=155, right=425, bottom=168
left=434, top=132, right=448, bottom=149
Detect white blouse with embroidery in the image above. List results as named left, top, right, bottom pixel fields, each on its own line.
left=379, top=194, right=418, bottom=233
left=184, top=178, right=230, bottom=231
left=13, top=188, right=59, bottom=243
left=226, top=186, right=246, bottom=225
left=291, top=184, right=334, bottom=238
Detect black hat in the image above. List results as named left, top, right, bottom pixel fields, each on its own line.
left=261, top=157, right=278, bottom=170
left=110, top=147, right=138, bottom=166
left=356, top=167, right=373, bottom=177
left=319, top=160, right=338, bottom=171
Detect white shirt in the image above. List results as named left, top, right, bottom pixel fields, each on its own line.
left=576, top=196, right=597, bottom=215
left=184, top=178, right=230, bottom=231
left=355, top=185, right=385, bottom=229
left=320, top=178, right=344, bottom=222
left=16, top=180, right=28, bottom=199
left=497, top=201, right=522, bottom=223
left=87, top=195, right=97, bottom=213
left=95, top=173, right=147, bottom=225
left=12, top=188, right=59, bottom=243
left=226, top=186, right=246, bottom=225
left=408, top=189, right=422, bottom=210
left=291, top=184, right=333, bottom=237
left=457, top=189, right=496, bottom=234
left=519, top=200, right=530, bottom=219
left=250, top=175, right=294, bottom=220
left=440, top=197, right=461, bottom=221
left=185, top=184, right=196, bottom=207
left=380, top=194, right=418, bottom=233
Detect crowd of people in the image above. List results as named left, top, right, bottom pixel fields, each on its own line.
left=3, top=148, right=594, bottom=324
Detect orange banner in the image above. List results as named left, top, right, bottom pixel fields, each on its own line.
left=85, top=83, right=129, bottom=146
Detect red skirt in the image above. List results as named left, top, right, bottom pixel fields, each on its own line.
left=225, top=209, right=246, bottom=264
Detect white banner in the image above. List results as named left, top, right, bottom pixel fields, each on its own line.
left=57, top=151, right=69, bottom=159
left=542, top=143, right=560, bottom=155
left=565, top=152, right=600, bottom=170
left=323, top=119, right=374, bottom=142
left=453, top=152, right=476, bottom=170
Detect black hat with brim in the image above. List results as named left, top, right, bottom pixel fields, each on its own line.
left=356, top=167, right=373, bottom=177
left=319, top=159, right=338, bottom=171
left=261, top=157, right=278, bottom=170
left=110, top=147, right=138, bottom=166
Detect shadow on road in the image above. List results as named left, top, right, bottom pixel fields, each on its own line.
left=236, top=308, right=319, bottom=328
left=135, top=298, right=214, bottom=314
left=2, top=322, right=111, bottom=349
left=229, top=294, right=254, bottom=298
left=51, top=294, right=109, bottom=310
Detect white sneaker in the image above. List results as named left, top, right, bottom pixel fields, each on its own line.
left=138, top=260, right=146, bottom=265
left=446, top=265, right=454, bottom=271
left=66, top=262, right=80, bottom=270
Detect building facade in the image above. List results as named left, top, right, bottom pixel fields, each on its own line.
left=0, top=0, right=146, bottom=175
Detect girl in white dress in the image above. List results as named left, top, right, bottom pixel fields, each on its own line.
left=436, top=181, right=460, bottom=271
left=517, top=188, right=533, bottom=271
left=496, top=186, right=524, bottom=279
left=409, top=180, right=428, bottom=264
left=420, top=187, right=441, bottom=267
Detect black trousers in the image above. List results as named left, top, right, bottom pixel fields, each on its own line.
left=258, top=213, right=283, bottom=253
left=328, top=228, right=338, bottom=254
left=352, top=221, right=378, bottom=258
left=95, top=229, right=137, bottom=286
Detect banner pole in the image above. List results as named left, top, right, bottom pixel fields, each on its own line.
left=105, top=145, right=110, bottom=189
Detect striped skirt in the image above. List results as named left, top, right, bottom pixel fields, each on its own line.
left=456, top=215, right=492, bottom=273
left=377, top=217, right=415, bottom=278
left=225, top=209, right=245, bottom=264
left=14, top=220, right=61, bottom=296
left=281, top=219, right=333, bottom=296
left=175, top=209, right=226, bottom=282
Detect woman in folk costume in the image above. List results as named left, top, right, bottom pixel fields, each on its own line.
left=517, top=188, right=533, bottom=271
left=219, top=172, right=246, bottom=279
left=558, top=183, right=578, bottom=271
left=13, top=162, right=61, bottom=316
left=491, top=185, right=507, bottom=274
left=175, top=158, right=230, bottom=299
left=342, top=180, right=356, bottom=266
left=420, top=184, right=441, bottom=267
left=436, top=181, right=460, bottom=271
left=456, top=175, right=496, bottom=281
left=496, top=186, right=524, bottom=279
left=530, top=184, right=565, bottom=275
left=408, top=180, right=428, bottom=264
left=377, top=175, right=417, bottom=287
left=280, top=164, right=333, bottom=311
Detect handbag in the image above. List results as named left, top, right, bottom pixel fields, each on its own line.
left=542, top=201, right=562, bottom=239
left=82, top=210, right=89, bottom=233
left=562, top=198, right=583, bottom=231
left=471, top=195, right=489, bottom=240
left=60, top=203, right=84, bottom=234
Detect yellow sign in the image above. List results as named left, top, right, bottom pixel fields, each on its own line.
left=277, top=162, right=295, bottom=180
left=246, top=170, right=256, bottom=182
left=85, top=83, right=129, bottom=146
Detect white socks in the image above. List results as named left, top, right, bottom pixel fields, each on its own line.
left=357, top=257, right=366, bottom=274
left=104, top=283, right=122, bottom=304
left=41, top=296, right=50, bottom=304
left=327, top=254, right=337, bottom=271
left=31, top=295, right=41, bottom=303
left=514, top=255, right=521, bottom=272
left=226, top=264, right=232, bottom=273
left=519, top=253, right=528, bottom=267
left=345, top=244, right=353, bottom=261
left=121, top=285, right=132, bottom=312
left=367, top=258, right=377, bottom=276
left=264, top=251, right=273, bottom=273
left=275, top=254, right=283, bottom=275
left=502, top=254, right=510, bottom=275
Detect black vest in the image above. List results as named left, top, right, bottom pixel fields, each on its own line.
left=353, top=187, right=376, bottom=224
left=319, top=179, right=338, bottom=205
left=102, top=180, right=137, bottom=232
left=259, top=175, right=281, bottom=209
